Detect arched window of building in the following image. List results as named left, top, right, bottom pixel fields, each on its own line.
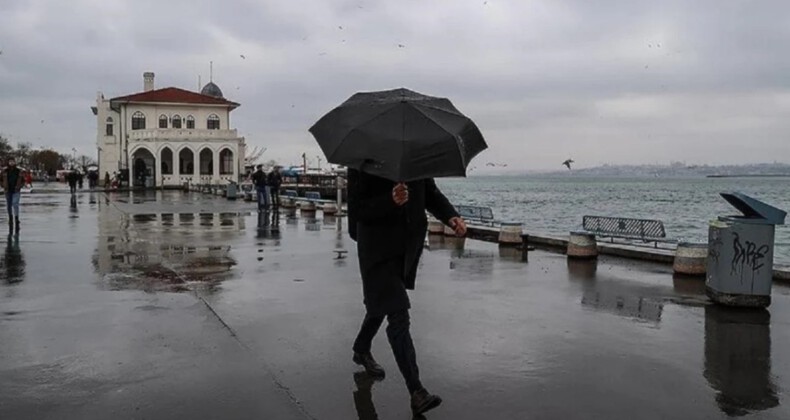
left=199, top=148, right=214, bottom=175
left=186, top=115, right=195, bottom=129
left=131, top=112, right=146, bottom=130
left=171, top=115, right=182, bottom=129
left=207, top=114, right=220, bottom=130
left=179, top=148, right=195, bottom=174
left=105, top=117, right=114, bottom=136
left=161, top=147, right=173, bottom=175
left=219, top=148, right=234, bottom=175
left=159, top=114, right=168, bottom=129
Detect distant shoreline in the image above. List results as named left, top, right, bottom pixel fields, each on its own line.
left=706, top=174, right=790, bottom=178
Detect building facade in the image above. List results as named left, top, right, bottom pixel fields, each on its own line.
left=92, top=72, right=245, bottom=187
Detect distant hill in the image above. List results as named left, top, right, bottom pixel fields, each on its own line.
left=534, top=162, right=790, bottom=178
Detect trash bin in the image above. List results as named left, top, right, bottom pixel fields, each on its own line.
left=226, top=182, right=238, bottom=200
left=706, top=192, right=787, bottom=308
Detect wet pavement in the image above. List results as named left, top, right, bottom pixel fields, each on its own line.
left=3, top=191, right=790, bottom=419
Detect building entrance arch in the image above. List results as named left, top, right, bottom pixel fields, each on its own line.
left=132, top=148, right=156, bottom=188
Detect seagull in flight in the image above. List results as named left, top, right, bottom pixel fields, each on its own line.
left=240, top=54, right=246, bottom=59
left=562, top=159, right=574, bottom=170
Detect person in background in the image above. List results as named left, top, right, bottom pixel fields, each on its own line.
left=104, top=172, right=111, bottom=189
left=1, top=158, right=25, bottom=234
left=67, top=168, right=79, bottom=194
left=88, top=171, right=99, bottom=190
left=347, top=168, right=467, bottom=416
left=77, top=171, right=84, bottom=190
left=23, top=171, right=33, bottom=189
left=267, top=166, right=283, bottom=208
left=251, top=165, right=269, bottom=210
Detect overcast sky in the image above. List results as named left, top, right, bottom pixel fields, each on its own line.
left=1, top=0, right=789, bottom=171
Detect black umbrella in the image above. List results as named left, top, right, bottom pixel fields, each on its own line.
left=309, top=88, right=487, bottom=182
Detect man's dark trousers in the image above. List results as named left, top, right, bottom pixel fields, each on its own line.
left=270, top=187, right=280, bottom=208
left=353, top=310, right=422, bottom=394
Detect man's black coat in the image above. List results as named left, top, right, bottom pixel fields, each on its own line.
left=347, top=169, right=458, bottom=315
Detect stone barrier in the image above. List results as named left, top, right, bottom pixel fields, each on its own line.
left=322, top=203, right=338, bottom=215
left=567, top=231, right=598, bottom=259
left=673, top=242, right=707, bottom=276
left=498, top=222, right=523, bottom=247
left=428, top=218, right=444, bottom=234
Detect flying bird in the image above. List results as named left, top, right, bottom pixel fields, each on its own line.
left=397, top=44, right=406, bottom=48
left=562, top=159, right=574, bottom=170
left=240, top=54, right=246, bottom=59
left=338, top=26, right=343, bottom=30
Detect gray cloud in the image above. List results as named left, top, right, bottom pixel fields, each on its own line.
left=1, top=0, right=789, bottom=171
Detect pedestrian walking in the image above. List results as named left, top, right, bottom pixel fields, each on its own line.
left=1, top=158, right=25, bottom=235
left=77, top=171, right=84, bottom=189
left=347, top=169, right=467, bottom=415
left=23, top=171, right=33, bottom=189
left=251, top=165, right=269, bottom=210
left=267, top=166, right=282, bottom=208
left=104, top=172, right=110, bottom=189
left=310, top=88, right=486, bottom=415
left=67, top=168, right=78, bottom=194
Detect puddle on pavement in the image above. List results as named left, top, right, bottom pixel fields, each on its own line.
left=95, top=211, right=243, bottom=293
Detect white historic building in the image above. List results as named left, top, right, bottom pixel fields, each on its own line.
left=92, top=72, right=245, bottom=188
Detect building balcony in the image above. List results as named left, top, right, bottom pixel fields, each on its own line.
left=127, top=128, right=241, bottom=141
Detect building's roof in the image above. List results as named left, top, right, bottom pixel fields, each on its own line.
left=110, top=87, right=239, bottom=109
left=200, top=82, right=224, bottom=99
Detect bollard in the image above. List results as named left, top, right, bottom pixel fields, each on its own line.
left=673, top=242, right=707, bottom=276
left=428, top=218, right=444, bottom=234
left=567, top=231, right=598, bottom=259
left=498, top=222, right=523, bottom=247
left=300, top=201, right=317, bottom=214
left=322, top=202, right=338, bottom=215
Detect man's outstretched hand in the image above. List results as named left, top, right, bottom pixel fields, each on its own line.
left=449, top=217, right=467, bottom=237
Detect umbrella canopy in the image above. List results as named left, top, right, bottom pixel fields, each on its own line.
left=309, top=88, right=487, bottom=182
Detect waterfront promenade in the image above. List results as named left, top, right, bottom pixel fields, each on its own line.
left=2, top=191, right=790, bottom=419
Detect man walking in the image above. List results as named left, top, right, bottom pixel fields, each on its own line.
left=1, top=158, right=25, bottom=234
left=67, top=168, right=79, bottom=195
left=267, top=166, right=282, bottom=208
left=347, top=169, right=467, bottom=415
left=251, top=165, right=269, bottom=210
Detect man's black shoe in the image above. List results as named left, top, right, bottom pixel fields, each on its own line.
left=411, top=388, right=442, bottom=415
left=352, top=352, right=385, bottom=378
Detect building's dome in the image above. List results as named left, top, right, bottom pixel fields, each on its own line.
left=201, top=82, right=224, bottom=98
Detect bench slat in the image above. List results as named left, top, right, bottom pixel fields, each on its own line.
left=456, top=205, right=495, bottom=221
left=583, top=215, right=666, bottom=239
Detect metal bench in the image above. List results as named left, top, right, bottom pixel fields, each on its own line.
left=582, top=215, right=674, bottom=248
left=456, top=205, right=498, bottom=227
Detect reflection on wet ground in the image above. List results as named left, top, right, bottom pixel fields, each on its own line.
left=2, top=235, right=25, bottom=285
left=3, top=191, right=790, bottom=419
left=705, top=306, right=779, bottom=416
left=95, top=208, right=244, bottom=293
